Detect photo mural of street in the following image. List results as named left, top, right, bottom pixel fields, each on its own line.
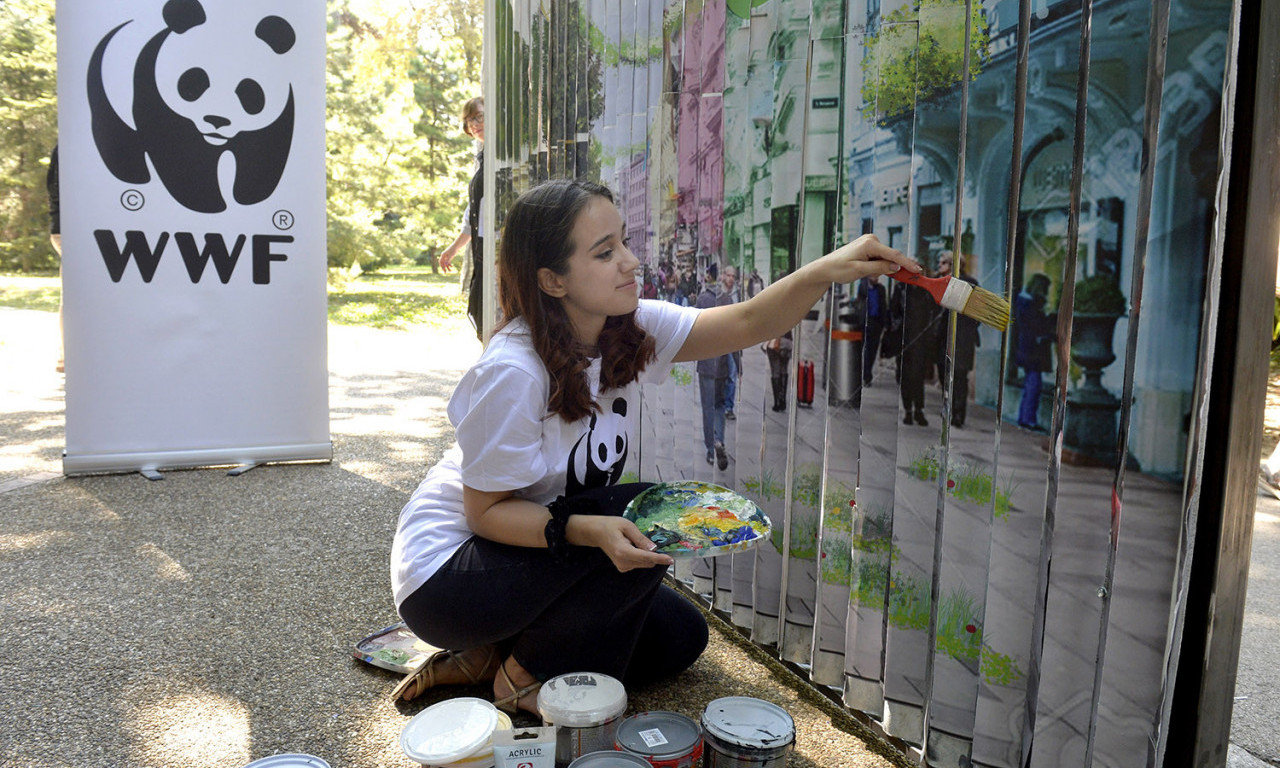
left=486, top=1, right=1234, bottom=766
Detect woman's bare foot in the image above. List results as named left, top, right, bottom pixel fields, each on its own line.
left=493, top=656, right=541, bottom=715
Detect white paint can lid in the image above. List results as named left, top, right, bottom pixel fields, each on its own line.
left=537, top=672, right=627, bottom=727
left=400, top=697, right=500, bottom=766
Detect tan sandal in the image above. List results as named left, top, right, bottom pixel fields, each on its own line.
left=493, top=661, right=542, bottom=714
left=391, top=644, right=498, bottom=702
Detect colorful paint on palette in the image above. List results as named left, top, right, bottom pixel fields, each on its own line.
left=622, top=481, right=771, bottom=558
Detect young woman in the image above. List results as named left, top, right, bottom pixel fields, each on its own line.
left=389, top=179, right=918, bottom=714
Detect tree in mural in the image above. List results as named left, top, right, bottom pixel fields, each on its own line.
left=861, top=0, right=991, bottom=124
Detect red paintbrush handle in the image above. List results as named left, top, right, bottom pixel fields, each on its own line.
left=887, top=270, right=948, bottom=304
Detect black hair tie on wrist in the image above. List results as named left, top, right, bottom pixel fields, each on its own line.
left=544, top=494, right=603, bottom=564
left=544, top=496, right=575, bottom=564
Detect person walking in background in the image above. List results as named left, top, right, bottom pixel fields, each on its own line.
left=746, top=268, right=764, bottom=299
left=857, top=274, right=886, bottom=387
left=47, top=144, right=63, bottom=373
left=892, top=261, right=943, bottom=426
left=719, top=266, right=741, bottom=421
left=696, top=266, right=730, bottom=469
left=934, top=252, right=980, bottom=427
left=1014, top=273, right=1056, bottom=430
left=436, top=97, right=486, bottom=339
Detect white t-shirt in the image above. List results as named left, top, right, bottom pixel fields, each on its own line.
left=390, top=299, right=700, bottom=607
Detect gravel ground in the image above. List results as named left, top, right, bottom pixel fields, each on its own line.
left=0, top=307, right=906, bottom=768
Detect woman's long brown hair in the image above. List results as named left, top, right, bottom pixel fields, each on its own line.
left=496, top=179, right=656, bottom=422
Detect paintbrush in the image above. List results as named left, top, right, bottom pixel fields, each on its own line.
left=888, top=270, right=1011, bottom=332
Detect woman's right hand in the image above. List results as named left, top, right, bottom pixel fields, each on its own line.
left=439, top=244, right=458, bottom=272
left=567, top=515, right=674, bottom=572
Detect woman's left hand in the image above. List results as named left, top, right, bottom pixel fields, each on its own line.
left=567, top=515, right=675, bottom=572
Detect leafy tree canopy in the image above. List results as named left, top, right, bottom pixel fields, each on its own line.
left=861, top=0, right=990, bottom=124
left=0, top=0, right=482, bottom=275
left=0, top=0, right=58, bottom=272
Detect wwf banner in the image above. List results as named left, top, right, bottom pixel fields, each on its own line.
left=57, top=0, right=330, bottom=474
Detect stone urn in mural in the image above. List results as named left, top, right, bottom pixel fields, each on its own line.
left=1064, top=275, right=1127, bottom=462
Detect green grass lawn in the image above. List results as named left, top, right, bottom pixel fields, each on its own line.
left=0, top=266, right=473, bottom=333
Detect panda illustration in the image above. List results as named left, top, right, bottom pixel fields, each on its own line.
left=87, top=0, right=296, bottom=213
left=565, top=396, right=630, bottom=497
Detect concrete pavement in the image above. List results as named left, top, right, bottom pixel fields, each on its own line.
left=0, top=307, right=905, bottom=768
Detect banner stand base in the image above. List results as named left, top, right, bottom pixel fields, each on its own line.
left=63, top=442, right=333, bottom=477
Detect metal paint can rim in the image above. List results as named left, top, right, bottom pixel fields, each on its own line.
left=700, top=697, right=796, bottom=755
left=240, top=756, right=332, bottom=768
left=614, top=711, right=704, bottom=765
left=566, top=750, right=653, bottom=768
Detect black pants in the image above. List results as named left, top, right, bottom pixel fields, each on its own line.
left=466, top=237, right=484, bottom=340
left=397, top=483, right=708, bottom=687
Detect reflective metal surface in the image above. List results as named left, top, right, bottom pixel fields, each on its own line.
left=485, top=1, right=1240, bottom=764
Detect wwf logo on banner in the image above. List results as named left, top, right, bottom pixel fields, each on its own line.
left=87, top=0, right=296, bottom=214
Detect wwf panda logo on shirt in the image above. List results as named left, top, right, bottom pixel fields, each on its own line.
left=87, top=0, right=296, bottom=213
left=565, top=396, right=629, bottom=497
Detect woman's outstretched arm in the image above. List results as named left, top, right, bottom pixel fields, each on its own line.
left=673, top=234, right=920, bottom=363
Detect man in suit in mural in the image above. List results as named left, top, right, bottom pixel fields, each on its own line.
left=696, top=265, right=730, bottom=469
left=935, top=252, right=980, bottom=427
left=857, top=274, right=887, bottom=387
left=1014, top=273, right=1056, bottom=431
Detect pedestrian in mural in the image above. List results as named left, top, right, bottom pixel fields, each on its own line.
left=746, top=267, right=765, bottom=299
left=934, top=252, right=981, bottom=427
left=720, top=265, right=741, bottom=421
left=437, top=97, right=486, bottom=339
left=857, top=273, right=887, bottom=387
left=1014, top=272, right=1056, bottom=431
left=680, top=268, right=698, bottom=307
left=388, top=178, right=919, bottom=711
left=763, top=330, right=793, bottom=412
left=892, top=261, right=943, bottom=426
left=696, top=265, right=730, bottom=469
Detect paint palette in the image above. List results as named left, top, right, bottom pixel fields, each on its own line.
left=352, top=622, right=440, bottom=675
left=624, top=481, right=771, bottom=558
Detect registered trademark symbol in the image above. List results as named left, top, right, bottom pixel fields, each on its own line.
left=121, top=190, right=145, bottom=211
left=272, top=210, right=295, bottom=231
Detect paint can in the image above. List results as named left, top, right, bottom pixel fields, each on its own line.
left=566, top=752, right=652, bottom=768
left=241, top=757, right=331, bottom=768
left=613, top=711, right=703, bottom=768
left=536, top=672, right=628, bottom=767
left=400, top=696, right=513, bottom=768
left=699, top=697, right=795, bottom=768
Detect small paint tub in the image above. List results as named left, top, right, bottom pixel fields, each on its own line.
left=613, top=711, right=703, bottom=768
left=700, top=697, right=795, bottom=768
left=401, top=696, right=513, bottom=768
left=241, top=757, right=331, bottom=768
left=566, top=751, right=651, bottom=768
left=537, top=673, right=628, bottom=767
